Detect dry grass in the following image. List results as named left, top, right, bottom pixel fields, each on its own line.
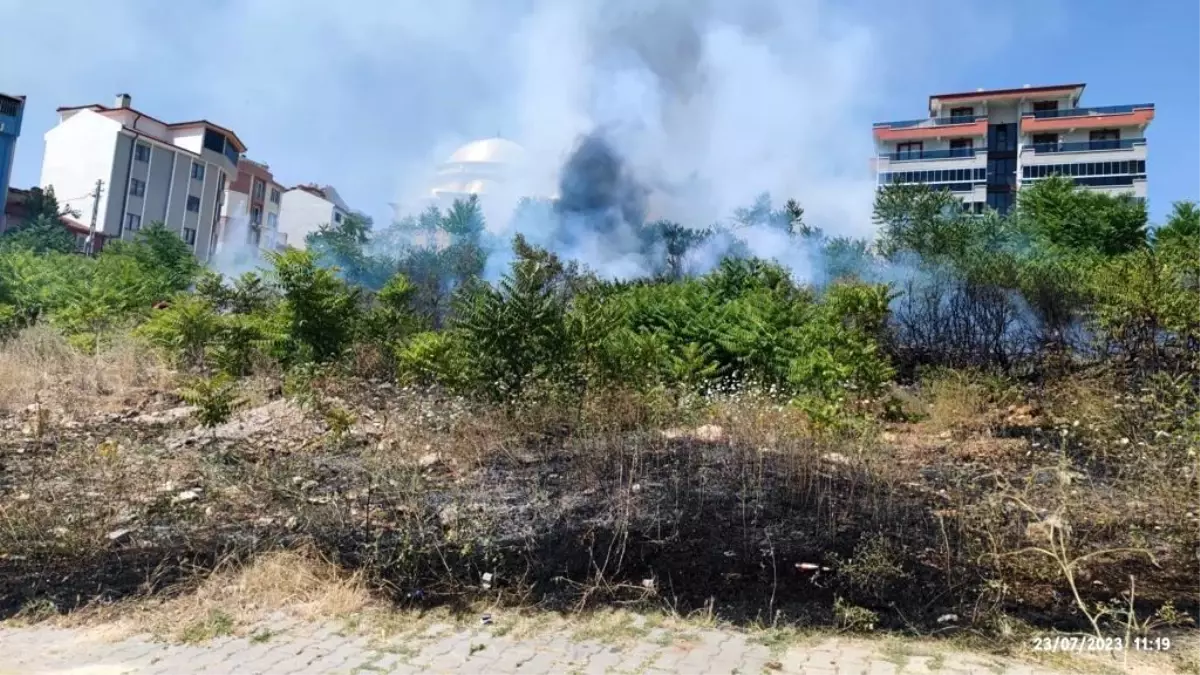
left=920, top=369, right=994, bottom=433
left=73, top=547, right=373, bottom=641
left=0, top=325, right=172, bottom=413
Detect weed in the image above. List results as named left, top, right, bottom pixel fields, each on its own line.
left=833, top=597, right=878, bottom=633
left=180, top=609, right=235, bottom=643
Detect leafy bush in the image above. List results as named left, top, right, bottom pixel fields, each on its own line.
left=267, top=249, right=361, bottom=364
left=394, top=330, right=473, bottom=388
left=180, top=373, right=243, bottom=432
left=137, top=295, right=221, bottom=370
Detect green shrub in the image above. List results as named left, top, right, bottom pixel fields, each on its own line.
left=267, top=249, right=361, bottom=364
left=137, top=295, right=221, bottom=370
left=180, top=373, right=243, bottom=432
left=394, top=330, right=473, bottom=388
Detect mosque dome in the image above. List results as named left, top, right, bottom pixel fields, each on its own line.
left=431, top=137, right=526, bottom=199
left=445, top=137, right=526, bottom=166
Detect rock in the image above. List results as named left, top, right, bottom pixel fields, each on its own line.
left=439, top=504, right=459, bottom=525
left=660, top=428, right=687, bottom=440
left=112, top=511, right=137, bottom=526
left=107, top=528, right=134, bottom=543
left=418, top=452, right=442, bottom=469
left=172, top=489, right=200, bottom=504
left=937, top=613, right=959, bottom=624
left=881, top=432, right=898, bottom=443
left=693, top=424, right=724, bottom=442
left=821, top=452, right=852, bottom=467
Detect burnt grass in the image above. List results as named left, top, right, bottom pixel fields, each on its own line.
left=0, top=388, right=1195, bottom=635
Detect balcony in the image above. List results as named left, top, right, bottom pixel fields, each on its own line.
left=1029, top=103, right=1154, bottom=119
left=1023, top=138, right=1146, bottom=154
left=1021, top=103, right=1154, bottom=133
left=873, top=114, right=986, bottom=142
left=881, top=147, right=985, bottom=162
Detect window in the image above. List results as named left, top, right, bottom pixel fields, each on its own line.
left=988, top=123, right=1016, bottom=152
left=129, top=178, right=146, bottom=197
left=949, top=106, right=974, bottom=121
left=186, top=195, right=201, bottom=212
left=203, top=129, right=226, bottom=153
left=987, top=158, right=1016, bottom=186
left=949, top=138, right=973, bottom=157
left=1090, top=129, right=1120, bottom=150
left=267, top=212, right=278, bottom=229
left=252, top=179, right=265, bottom=201
left=1032, top=100, right=1060, bottom=114
left=191, top=162, right=205, bottom=181
left=203, top=129, right=240, bottom=164
left=269, top=188, right=281, bottom=204
left=134, top=143, right=151, bottom=162
left=250, top=205, right=262, bottom=225
left=334, top=212, right=343, bottom=223
left=125, top=213, right=141, bottom=231
left=987, top=191, right=1014, bottom=213
left=248, top=227, right=262, bottom=246
left=1032, top=133, right=1058, bottom=150
left=896, top=141, right=923, bottom=160
left=183, top=227, right=197, bottom=246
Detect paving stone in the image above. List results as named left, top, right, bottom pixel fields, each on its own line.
left=0, top=622, right=1130, bottom=675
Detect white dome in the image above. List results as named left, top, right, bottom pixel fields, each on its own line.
left=431, top=137, right=527, bottom=199
left=444, top=137, right=525, bottom=166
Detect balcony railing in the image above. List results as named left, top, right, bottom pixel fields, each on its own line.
left=1027, top=103, right=1154, bottom=119
left=882, top=147, right=984, bottom=161
left=1025, top=138, right=1146, bottom=154
left=873, top=114, right=984, bottom=129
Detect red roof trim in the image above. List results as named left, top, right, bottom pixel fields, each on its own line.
left=930, top=83, right=1085, bottom=103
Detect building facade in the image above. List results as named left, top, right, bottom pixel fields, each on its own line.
left=219, top=158, right=286, bottom=252
left=872, top=83, right=1152, bottom=213
left=39, top=94, right=247, bottom=259
left=278, top=184, right=350, bottom=249
left=0, top=93, right=25, bottom=232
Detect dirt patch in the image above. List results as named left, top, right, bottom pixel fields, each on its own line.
left=0, top=380, right=1194, bottom=641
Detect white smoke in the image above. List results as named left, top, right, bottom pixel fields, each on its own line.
left=209, top=214, right=269, bottom=279
left=389, top=0, right=885, bottom=281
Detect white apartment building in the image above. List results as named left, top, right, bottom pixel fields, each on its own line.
left=872, top=83, right=1152, bottom=213
left=218, top=157, right=286, bottom=252
left=39, top=93, right=247, bottom=259
left=278, top=184, right=351, bottom=249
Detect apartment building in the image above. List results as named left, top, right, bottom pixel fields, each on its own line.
left=39, top=93, right=247, bottom=259
left=278, top=184, right=351, bottom=249
left=0, top=93, right=24, bottom=231
left=872, top=83, right=1152, bottom=213
left=219, top=158, right=286, bottom=252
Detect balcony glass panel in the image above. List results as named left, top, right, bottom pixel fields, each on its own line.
left=1026, top=138, right=1145, bottom=153
left=1028, top=104, right=1154, bottom=119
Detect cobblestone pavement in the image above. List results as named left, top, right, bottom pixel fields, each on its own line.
left=0, top=618, right=1131, bottom=675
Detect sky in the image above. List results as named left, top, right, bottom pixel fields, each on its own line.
left=0, top=0, right=1195, bottom=233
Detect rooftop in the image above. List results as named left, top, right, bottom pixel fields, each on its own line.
left=929, top=83, right=1086, bottom=113
left=56, top=99, right=247, bottom=153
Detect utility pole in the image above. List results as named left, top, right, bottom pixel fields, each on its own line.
left=85, top=179, right=104, bottom=256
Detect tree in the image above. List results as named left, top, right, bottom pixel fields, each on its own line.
left=1153, top=201, right=1200, bottom=253
left=306, top=211, right=395, bottom=289
left=267, top=249, right=361, bottom=363
left=103, top=222, right=201, bottom=292
left=872, top=184, right=977, bottom=261
left=0, top=187, right=77, bottom=254
left=1015, top=175, right=1148, bottom=256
